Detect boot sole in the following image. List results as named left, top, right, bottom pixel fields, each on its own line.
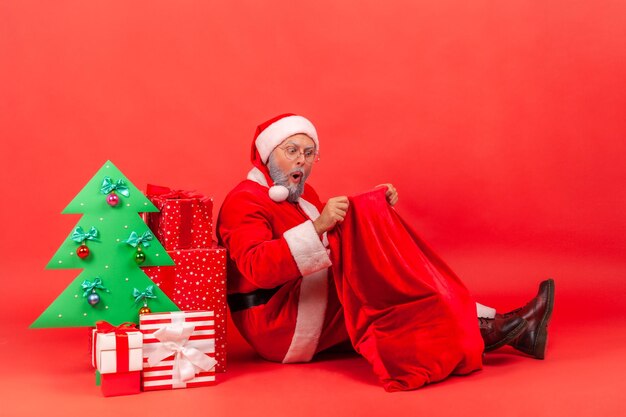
left=484, top=319, right=529, bottom=352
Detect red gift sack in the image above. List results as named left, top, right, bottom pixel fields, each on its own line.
left=328, top=188, right=483, bottom=392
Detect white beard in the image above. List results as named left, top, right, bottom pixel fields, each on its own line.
left=267, top=154, right=309, bottom=203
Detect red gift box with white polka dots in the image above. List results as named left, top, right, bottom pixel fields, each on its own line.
left=144, top=244, right=227, bottom=372
left=145, top=185, right=213, bottom=251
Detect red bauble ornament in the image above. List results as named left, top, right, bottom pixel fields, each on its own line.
left=77, top=244, right=90, bottom=259
left=106, top=192, right=120, bottom=206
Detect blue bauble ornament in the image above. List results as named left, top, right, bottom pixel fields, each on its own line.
left=87, top=292, right=100, bottom=306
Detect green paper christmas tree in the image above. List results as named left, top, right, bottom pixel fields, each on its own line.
left=31, top=160, right=180, bottom=328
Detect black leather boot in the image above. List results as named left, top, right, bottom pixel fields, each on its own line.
left=497, top=279, right=555, bottom=359
left=479, top=316, right=528, bottom=352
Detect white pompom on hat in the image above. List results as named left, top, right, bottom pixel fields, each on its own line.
left=250, top=114, right=319, bottom=202
left=268, top=184, right=290, bottom=202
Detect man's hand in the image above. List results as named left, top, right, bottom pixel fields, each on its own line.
left=376, top=184, right=399, bottom=206
left=313, top=196, right=349, bottom=235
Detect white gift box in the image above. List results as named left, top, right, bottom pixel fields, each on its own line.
left=92, top=328, right=144, bottom=374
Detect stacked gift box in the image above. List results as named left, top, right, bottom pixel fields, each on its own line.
left=92, top=322, right=143, bottom=397
left=143, top=184, right=227, bottom=373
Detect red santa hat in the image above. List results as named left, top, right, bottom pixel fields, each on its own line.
left=250, top=114, right=319, bottom=202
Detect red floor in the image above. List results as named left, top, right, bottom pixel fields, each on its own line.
left=3, top=247, right=625, bottom=417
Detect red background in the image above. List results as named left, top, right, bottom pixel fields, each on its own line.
left=1, top=1, right=625, bottom=416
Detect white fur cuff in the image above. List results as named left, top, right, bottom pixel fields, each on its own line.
left=283, top=221, right=332, bottom=276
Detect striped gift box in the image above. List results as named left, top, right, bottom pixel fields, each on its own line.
left=140, top=311, right=217, bottom=391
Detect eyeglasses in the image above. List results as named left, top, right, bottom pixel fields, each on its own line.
left=279, top=145, right=320, bottom=163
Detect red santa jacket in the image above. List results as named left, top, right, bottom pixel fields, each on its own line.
left=217, top=167, right=348, bottom=363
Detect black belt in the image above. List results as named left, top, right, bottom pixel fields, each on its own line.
left=228, top=286, right=282, bottom=312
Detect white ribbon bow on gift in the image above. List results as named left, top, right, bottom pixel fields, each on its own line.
left=147, top=323, right=217, bottom=383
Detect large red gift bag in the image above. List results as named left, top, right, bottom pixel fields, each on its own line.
left=328, top=188, right=483, bottom=392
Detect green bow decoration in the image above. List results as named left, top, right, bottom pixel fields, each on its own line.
left=81, top=277, right=109, bottom=297
left=71, top=226, right=99, bottom=243
left=133, top=285, right=157, bottom=305
left=100, top=177, right=130, bottom=197
left=124, top=230, right=154, bottom=248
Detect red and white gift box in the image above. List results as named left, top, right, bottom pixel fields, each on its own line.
left=92, top=322, right=143, bottom=374
left=140, top=311, right=217, bottom=391
left=145, top=184, right=213, bottom=251
left=144, top=245, right=227, bottom=372
left=91, top=322, right=143, bottom=396
left=100, top=373, right=141, bottom=397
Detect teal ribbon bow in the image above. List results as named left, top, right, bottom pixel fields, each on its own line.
left=71, top=226, right=99, bottom=243
left=100, top=177, right=130, bottom=197
left=133, top=285, right=157, bottom=305
left=81, top=277, right=109, bottom=297
left=124, top=230, right=154, bottom=248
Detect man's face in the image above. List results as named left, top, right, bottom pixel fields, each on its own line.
left=267, top=133, right=316, bottom=202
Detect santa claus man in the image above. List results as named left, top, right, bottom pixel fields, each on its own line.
left=217, top=114, right=554, bottom=377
